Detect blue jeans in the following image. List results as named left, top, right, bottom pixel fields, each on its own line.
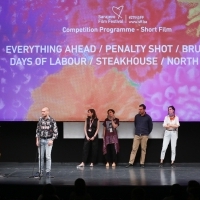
left=38, top=139, right=53, bottom=173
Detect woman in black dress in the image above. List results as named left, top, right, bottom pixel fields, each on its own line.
left=78, top=109, right=99, bottom=167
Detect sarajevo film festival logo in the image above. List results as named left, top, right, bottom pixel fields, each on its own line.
left=112, top=6, right=124, bottom=19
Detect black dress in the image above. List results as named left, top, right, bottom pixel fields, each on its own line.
left=82, top=118, right=99, bottom=164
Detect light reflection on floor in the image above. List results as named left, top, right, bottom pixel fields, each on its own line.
left=0, top=163, right=200, bottom=186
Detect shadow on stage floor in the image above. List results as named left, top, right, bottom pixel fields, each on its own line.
left=0, top=162, right=200, bottom=199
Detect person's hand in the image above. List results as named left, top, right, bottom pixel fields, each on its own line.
left=48, top=140, right=53, bottom=146
left=86, top=136, right=90, bottom=141
left=90, top=136, right=95, bottom=141
left=36, top=141, right=39, bottom=147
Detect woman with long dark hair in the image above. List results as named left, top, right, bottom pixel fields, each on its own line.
left=78, top=109, right=99, bottom=167
left=159, top=106, right=180, bottom=168
left=103, top=109, right=119, bottom=167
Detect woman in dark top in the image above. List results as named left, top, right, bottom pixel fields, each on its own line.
left=103, top=109, right=119, bottom=167
left=78, top=109, right=99, bottom=167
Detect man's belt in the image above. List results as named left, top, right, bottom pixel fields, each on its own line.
left=40, top=136, right=52, bottom=139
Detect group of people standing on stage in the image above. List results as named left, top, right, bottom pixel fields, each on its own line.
left=34, top=104, right=180, bottom=178
left=77, top=104, right=180, bottom=168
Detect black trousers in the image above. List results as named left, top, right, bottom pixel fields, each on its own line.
left=82, top=136, right=98, bottom=163
left=105, top=143, right=117, bottom=163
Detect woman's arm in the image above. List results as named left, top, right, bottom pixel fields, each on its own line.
left=103, top=127, right=106, bottom=138
left=94, top=120, right=100, bottom=138
left=169, top=117, right=180, bottom=128
left=111, top=119, right=118, bottom=129
left=169, top=124, right=179, bottom=128
left=91, top=120, right=100, bottom=141
left=84, top=119, right=90, bottom=140
left=163, top=116, right=169, bottom=128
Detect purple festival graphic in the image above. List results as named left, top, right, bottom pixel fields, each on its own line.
left=0, top=0, right=200, bottom=121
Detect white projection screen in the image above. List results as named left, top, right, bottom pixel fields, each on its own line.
left=64, top=122, right=169, bottom=139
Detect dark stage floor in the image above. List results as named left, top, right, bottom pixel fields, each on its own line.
left=0, top=162, right=200, bottom=186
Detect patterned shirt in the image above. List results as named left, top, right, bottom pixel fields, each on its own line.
left=103, top=118, right=120, bottom=154
left=36, top=116, right=58, bottom=140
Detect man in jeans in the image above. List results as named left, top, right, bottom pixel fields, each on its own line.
left=35, top=107, right=58, bottom=178
left=126, top=104, right=153, bottom=168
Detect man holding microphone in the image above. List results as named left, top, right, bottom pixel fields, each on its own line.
left=35, top=107, right=58, bottom=178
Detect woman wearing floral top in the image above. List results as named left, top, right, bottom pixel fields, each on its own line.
left=103, top=109, right=119, bottom=167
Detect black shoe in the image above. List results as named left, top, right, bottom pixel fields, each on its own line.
left=171, top=163, right=175, bottom=168
left=34, top=172, right=43, bottom=178
left=140, top=164, right=145, bottom=168
left=159, top=163, right=163, bottom=168
left=125, top=163, right=133, bottom=168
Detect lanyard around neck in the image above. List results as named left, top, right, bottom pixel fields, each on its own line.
left=89, top=119, right=94, bottom=127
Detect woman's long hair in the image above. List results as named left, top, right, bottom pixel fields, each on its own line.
left=88, top=109, right=98, bottom=120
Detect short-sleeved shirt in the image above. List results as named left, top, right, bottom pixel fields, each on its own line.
left=103, top=118, right=119, bottom=154
left=103, top=118, right=119, bottom=135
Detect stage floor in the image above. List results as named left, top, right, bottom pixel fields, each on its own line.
left=0, top=162, right=200, bottom=186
